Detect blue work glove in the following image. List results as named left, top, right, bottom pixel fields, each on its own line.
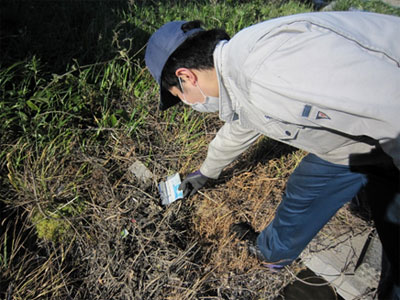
left=179, top=170, right=209, bottom=198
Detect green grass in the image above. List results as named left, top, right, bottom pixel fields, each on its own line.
left=332, top=0, right=400, bottom=13
left=1, top=0, right=399, bottom=298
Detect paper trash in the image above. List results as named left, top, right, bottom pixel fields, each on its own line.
left=129, top=160, right=154, bottom=186
left=159, top=173, right=184, bottom=205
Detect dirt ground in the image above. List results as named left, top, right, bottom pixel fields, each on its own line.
left=1, top=130, right=373, bottom=300
left=69, top=137, right=372, bottom=299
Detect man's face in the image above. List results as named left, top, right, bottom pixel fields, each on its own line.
left=169, top=79, right=206, bottom=105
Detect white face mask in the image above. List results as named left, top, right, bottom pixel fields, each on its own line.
left=191, top=95, right=220, bottom=113
left=178, top=77, right=219, bottom=113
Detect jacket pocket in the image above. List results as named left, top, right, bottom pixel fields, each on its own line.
left=264, top=120, right=301, bottom=141
left=240, top=108, right=302, bottom=142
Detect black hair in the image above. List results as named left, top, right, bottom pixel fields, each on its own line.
left=161, top=20, right=230, bottom=91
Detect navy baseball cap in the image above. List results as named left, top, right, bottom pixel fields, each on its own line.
left=145, top=21, right=204, bottom=110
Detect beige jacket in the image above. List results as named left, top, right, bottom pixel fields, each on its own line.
left=200, top=11, right=400, bottom=179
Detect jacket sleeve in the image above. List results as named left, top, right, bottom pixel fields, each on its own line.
left=200, top=120, right=261, bottom=179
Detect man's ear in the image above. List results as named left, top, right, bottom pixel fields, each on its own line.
left=175, top=68, right=197, bottom=85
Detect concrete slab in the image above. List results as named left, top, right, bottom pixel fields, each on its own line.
left=301, top=231, right=381, bottom=299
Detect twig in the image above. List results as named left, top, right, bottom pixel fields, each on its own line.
left=284, top=266, right=334, bottom=287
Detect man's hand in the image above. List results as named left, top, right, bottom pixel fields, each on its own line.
left=179, top=170, right=209, bottom=198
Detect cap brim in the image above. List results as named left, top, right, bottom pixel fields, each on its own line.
left=160, top=87, right=181, bottom=111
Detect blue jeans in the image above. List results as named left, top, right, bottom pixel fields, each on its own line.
left=257, top=152, right=400, bottom=298
left=257, top=153, right=366, bottom=263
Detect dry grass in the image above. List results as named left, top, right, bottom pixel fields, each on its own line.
left=185, top=151, right=307, bottom=299
left=1, top=0, right=385, bottom=298
left=1, top=128, right=373, bottom=299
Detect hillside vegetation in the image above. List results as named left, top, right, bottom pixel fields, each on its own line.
left=1, top=0, right=399, bottom=299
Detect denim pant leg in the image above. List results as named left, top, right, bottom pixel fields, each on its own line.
left=257, top=154, right=366, bottom=265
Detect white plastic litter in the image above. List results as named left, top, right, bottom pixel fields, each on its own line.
left=121, top=228, right=129, bottom=239
left=159, top=173, right=184, bottom=206
left=129, top=160, right=154, bottom=186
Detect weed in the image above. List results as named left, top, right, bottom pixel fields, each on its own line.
left=32, top=212, right=71, bottom=243
left=0, top=0, right=396, bottom=298
left=333, top=0, right=400, bottom=14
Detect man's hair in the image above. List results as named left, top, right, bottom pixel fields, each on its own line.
left=161, top=20, right=230, bottom=91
